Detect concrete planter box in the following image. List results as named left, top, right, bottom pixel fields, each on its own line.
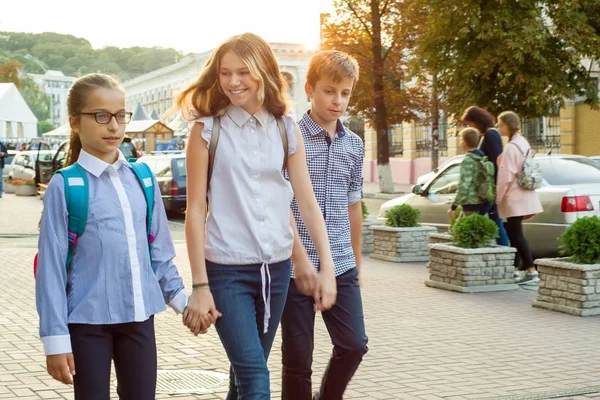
left=428, top=232, right=452, bottom=245
left=533, top=258, right=600, bottom=317
left=362, top=219, right=376, bottom=254
left=425, top=243, right=518, bottom=293
left=4, top=182, right=15, bottom=194
left=371, top=225, right=437, bottom=262
left=14, top=184, right=36, bottom=196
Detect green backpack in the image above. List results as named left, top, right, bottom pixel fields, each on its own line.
left=474, top=155, right=496, bottom=203
left=33, top=161, right=156, bottom=277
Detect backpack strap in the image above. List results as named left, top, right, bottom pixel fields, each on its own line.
left=207, top=116, right=221, bottom=186
left=129, top=161, right=155, bottom=238
left=276, top=117, right=288, bottom=172
left=55, top=163, right=89, bottom=272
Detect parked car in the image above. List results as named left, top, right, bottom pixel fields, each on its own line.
left=7, top=150, right=56, bottom=182
left=416, top=157, right=458, bottom=185
left=2, top=150, right=17, bottom=181
left=138, top=152, right=187, bottom=214
left=378, top=154, right=600, bottom=257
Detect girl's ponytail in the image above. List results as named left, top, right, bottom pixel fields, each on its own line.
left=65, top=130, right=82, bottom=167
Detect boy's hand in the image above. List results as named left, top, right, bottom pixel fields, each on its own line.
left=46, top=353, right=75, bottom=385
left=314, top=272, right=337, bottom=312
left=447, top=208, right=455, bottom=222
left=293, top=258, right=318, bottom=296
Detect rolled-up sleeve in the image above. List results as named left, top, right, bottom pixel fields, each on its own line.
left=348, top=138, right=365, bottom=205
left=149, top=175, right=188, bottom=314
left=36, top=174, right=71, bottom=355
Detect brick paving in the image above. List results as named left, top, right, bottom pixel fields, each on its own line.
left=1, top=192, right=600, bottom=399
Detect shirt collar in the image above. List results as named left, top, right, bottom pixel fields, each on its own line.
left=77, top=149, right=130, bottom=178
left=226, top=105, right=274, bottom=127
left=301, top=111, right=346, bottom=138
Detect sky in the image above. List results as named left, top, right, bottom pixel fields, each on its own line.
left=2, top=0, right=336, bottom=53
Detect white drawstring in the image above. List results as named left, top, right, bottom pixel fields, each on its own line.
left=260, top=262, right=272, bottom=334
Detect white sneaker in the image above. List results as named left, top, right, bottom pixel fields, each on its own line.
left=517, top=271, right=540, bottom=285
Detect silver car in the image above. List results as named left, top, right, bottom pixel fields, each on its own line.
left=378, top=154, right=600, bottom=257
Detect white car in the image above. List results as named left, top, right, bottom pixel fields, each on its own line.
left=7, top=150, right=56, bottom=181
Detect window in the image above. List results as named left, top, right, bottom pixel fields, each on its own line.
left=427, top=164, right=461, bottom=195
left=175, top=158, right=186, bottom=177
left=538, top=158, right=600, bottom=186
left=140, top=157, right=172, bottom=178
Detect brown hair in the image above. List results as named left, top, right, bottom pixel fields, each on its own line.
left=460, top=106, right=496, bottom=134
left=167, top=33, right=289, bottom=121
left=460, top=127, right=480, bottom=148
left=497, top=111, right=521, bottom=139
left=65, top=73, right=124, bottom=166
left=306, top=50, right=360, bottom=88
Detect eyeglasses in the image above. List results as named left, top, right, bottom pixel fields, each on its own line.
left=79, top=111, right=133, bottom=124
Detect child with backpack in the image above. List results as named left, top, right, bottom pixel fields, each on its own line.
left=496, top=111, right=543, bottom=285
left=448, top=128, right=495, bottom=221
left=35, top=73, right=188, bottom=399
left=170, top=33, right=335, bottom=398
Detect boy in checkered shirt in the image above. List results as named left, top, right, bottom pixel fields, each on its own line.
left=282, top=50, right=368, bottom=400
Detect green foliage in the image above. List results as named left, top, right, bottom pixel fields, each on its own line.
left=449, top=205, right=463, bottom=233
left=385, top=204, right=420, bottom=228
left=37, top=120, right=56, bottom=135
left=0, top=31, right=184, bottom=80
left=19, top=77, right=51, bottom=121
left=361, top=200, right=369, bottom=220
left=560, top=216, right=600, bottom=264
left=413, top=0, right=600, bottom=117
left=451, top=214, right=498, bottom=249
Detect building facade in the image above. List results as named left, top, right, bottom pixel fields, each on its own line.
left=28, top=70, right=77, bottom=126
left=122, top=43, right=314, bottom=121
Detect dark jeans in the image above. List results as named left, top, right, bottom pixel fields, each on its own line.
left=488, top=203, right=509, bottom=246
left=281, top=267, right=368, bottom=400
left=69, top=317, right=157, bottom=400
left=207, top=259, right=291, bottom=400
left=504, top=216, right=534, bottom=270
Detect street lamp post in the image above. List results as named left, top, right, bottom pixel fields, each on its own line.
left=24, top=54, right=47, bottom=73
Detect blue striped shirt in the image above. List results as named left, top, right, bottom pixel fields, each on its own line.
left=36, top=150, right=188, bottom=356
left=291, top=112, right=364, bottom=277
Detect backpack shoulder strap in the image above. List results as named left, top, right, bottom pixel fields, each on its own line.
left=129, top=161, right=155, bottom=240
left=55, top=163, right=88, bottom=271
left=129, top=161, right=156, bottom=271
left=208, top=116, right=221, bottom=186
left=276, top=117, right=288, bottom=172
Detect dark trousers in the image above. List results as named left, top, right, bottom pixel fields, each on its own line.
left=207, top=259, right=291, bottom=400
left=68, top=317, right=157, bottom=400
left=281, top=267, right=368, bottom=400
left=504, top=216, right=534, bottom=270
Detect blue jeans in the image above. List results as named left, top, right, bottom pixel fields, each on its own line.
left=281, top=267, right=368, bottom=400
left=0, top=168, right=3, bottom=195
left=488, top=203, right=509, bottom=246
left=206, top=259, right=291, bottom=400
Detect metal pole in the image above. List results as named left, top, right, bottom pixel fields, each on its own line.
left=431, top=73, right=439, bottom=170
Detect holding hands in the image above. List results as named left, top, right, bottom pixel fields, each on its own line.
left=183, top=286, right=222, bottom=335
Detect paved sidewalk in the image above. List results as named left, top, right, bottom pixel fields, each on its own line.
left=2, top=241, right=600, bottom=399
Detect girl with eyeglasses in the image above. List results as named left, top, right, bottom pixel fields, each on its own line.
left=35, top=73, right=188, bottom=399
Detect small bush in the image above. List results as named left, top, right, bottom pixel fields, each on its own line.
left=451, top=214, right=498, bottom=249
left=560, top=216, right=600, bottom=264
left=361, top=200, right=369, bottom=221
left=385, top=204, right=420, bottom=228
left=449, top=205, right=463, bottom=233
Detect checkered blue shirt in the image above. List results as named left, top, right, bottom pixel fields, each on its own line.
left=291, top=112, right=365, bottom=277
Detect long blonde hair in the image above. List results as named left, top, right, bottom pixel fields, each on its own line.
left=497, top=111, right=521, bottom=140
left=167, top=33, right=289, bottom=120
left=65, top=73, right=124, bottom=166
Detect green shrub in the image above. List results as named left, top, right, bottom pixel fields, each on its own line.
left=451, top=214, right=498, bottom=248
left=361, top=200, right=369, bottom=221
left=385, top=204, right=420, bottom=228
left=560, top=216, right=600, bottom=264
left=449, top=205, right=463, bottom=233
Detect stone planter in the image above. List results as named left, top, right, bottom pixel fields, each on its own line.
left=362, top=219, right=376, bottom=254
left=533, top=258, right=600, bottom=317
left=428, top=232, right=452, bottom=245
left=371, top=225, right=437, bottom=262
left=14, top=184, right=37, bottom=196
left=425, top=243, right=518, bottom=293
left=4, top=182, right=15, bottom=194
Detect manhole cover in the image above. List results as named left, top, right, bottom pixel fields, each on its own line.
left=155, top=369, right=229, bottom=394
left=490, top=386, right=600, bottom=400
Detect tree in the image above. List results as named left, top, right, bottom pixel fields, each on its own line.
left=20, top=77, right=52, bottom=124
left=414, top=0, right=600, bottom=119
left=0, top=59, right=23, bottom=88
left=321, top=0, right=429, bottom=193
